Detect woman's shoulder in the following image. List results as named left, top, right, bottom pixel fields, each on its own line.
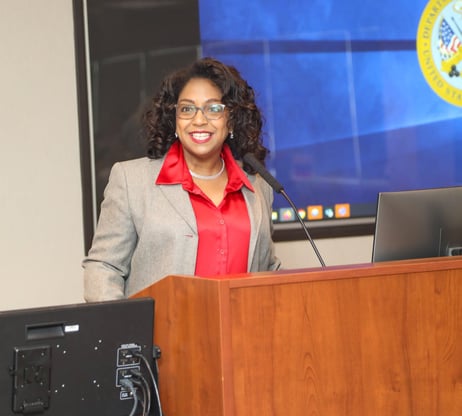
left=108, top=157, right=164, bottom=185
left=113, top=156, right=163, bottom=173
left=116, top=156, right=162, bottom=167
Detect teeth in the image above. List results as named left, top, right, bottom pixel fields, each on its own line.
left=192, top=133, right=210, bottom=140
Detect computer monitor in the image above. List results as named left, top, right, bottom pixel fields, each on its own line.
left=372, top=186, right=462, bottom=262
left=0, top=297, right=159, bottom=416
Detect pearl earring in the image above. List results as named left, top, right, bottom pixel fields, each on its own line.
left=229, top=131, right=234, bottom=139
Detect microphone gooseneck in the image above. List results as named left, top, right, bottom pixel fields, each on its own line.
left=243, top=153, right=326, bottom=268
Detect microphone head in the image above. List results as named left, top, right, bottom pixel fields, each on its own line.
left=243, top=154, right=326, bottom=267
left=243, top=153, right=284, bottom=193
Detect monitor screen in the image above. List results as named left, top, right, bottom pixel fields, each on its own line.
left=0, top=297, right=159, bottom=416
left=75, top=0, right=462, bottom=243
left=372, top=186, right=462, bottom=262
left=199, top=0, right=462, bottom=236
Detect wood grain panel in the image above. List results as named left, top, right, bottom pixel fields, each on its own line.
left=133, top=257, right=462, bottom=416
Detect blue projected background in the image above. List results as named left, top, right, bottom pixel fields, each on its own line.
left=199, top=0, right=462, bottom=223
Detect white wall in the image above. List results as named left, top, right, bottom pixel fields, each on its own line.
left=276, top=235, right=373, bottom=269
left=0, top=0, right=85, bottom=310
left=0, top=0, right=374, bottom=312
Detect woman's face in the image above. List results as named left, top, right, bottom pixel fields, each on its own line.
left=175, top=77, right=229, bottom=164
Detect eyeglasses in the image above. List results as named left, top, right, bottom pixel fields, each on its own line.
left=175, top=103, right=226, bottom=120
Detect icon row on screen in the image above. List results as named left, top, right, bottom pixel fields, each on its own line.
left=272, top=204, right=351, bottom=222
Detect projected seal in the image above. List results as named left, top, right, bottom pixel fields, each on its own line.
left=417, top=0, right=462, bottom=106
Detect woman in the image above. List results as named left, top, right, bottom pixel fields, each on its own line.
left=83, top=57, right=281, bottom=302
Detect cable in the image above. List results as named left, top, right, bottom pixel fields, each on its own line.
left=134, top=351, right=163, bottom=416
left=131, top=369, right=151, bottom=416
left=119, top=378, right=138, bottom=416
left=131, top=377, right=147, bottom=416
left=281, top=189, right=326, bottom=267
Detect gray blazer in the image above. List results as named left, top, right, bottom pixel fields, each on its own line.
left=83, top=157, right=281, bottom=301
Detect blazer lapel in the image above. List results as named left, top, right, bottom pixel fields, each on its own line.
left=148, top=158, right=197, bottom=233
left=242, top=180, right=262, bottom=269
left=158, top=184, right=198, bottom=233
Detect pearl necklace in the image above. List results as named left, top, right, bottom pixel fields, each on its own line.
left=189, top=158, right=225, bottom=180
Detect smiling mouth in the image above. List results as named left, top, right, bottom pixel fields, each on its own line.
left=191, top=132, right=212, bottom=143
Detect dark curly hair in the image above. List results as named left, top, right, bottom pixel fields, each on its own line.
left=141, top=57, right=269, bottom=173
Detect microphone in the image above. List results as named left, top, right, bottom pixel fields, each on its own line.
left=243, top=153, right=326, bottom=267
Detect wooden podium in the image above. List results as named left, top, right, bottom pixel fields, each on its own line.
left=132, top=257, right=462, bottom=416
